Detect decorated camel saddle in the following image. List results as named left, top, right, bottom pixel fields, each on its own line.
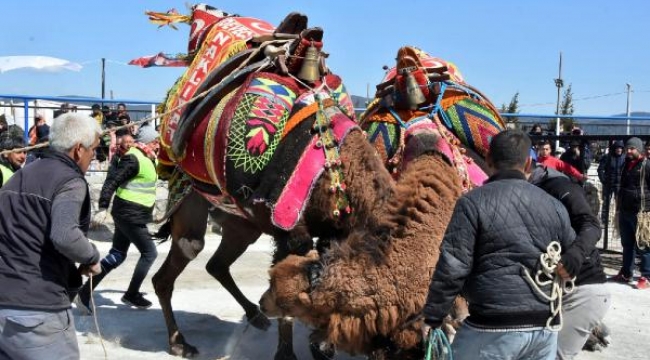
left=149, top=4, right=356, bottom=230
left=361, top=46, right=506, bottom=190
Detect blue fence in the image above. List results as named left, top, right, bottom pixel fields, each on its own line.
left=0, top=94, right=159, bottom=141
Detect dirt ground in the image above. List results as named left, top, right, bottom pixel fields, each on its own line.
left=74, top=228, right=649, bottom=360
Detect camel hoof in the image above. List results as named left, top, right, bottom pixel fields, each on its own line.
left=170, top=343, right=199, bottom=358
left=309, top=341, right=335, bottom=360
left=247, top=309, right=271, bottom=331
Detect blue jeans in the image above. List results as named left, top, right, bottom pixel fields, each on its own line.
left=0, top=308, right=78, bottom=360
left=618, top=211, right=650, bottom=278
left=452, top=322, right=557, bottom=360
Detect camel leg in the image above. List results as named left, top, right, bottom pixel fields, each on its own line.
left=152, top=192, right=208, bottom=358
left=205, top=212, right=271, bottom=330
left=275, top=317, right=298, bottom=360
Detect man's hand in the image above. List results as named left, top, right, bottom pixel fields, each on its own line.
left=79, top=262, right=102, bottom=277
left=556, top=262, right=572, bottom=281
left=90, top=209, right=108, bottom=229
left=421, top=323, right=431, bottom=340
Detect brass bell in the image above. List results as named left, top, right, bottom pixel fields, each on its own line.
left=297, top=44, right=321, bottom=82
left=404, top=70, right=426, bottom=110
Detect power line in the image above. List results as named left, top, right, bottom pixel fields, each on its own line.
left=520, top=90, right=650, bottom=108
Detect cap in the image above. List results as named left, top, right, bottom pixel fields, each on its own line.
left=612, top=140, right=624, bottom=149
left=136, top=124, right=159, bottom=144
left=91, top=104, right=101, bottom=110
left=625, top=137, right=643, bottom=150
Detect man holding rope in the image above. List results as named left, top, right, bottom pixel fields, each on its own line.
left=422, top=130, right=575, bottom=360
left=0, top=113, right=102, bottom=360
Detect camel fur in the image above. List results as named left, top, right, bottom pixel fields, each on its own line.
left=260, top=143, right=464, bottom=358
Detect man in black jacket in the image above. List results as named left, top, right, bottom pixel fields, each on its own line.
left=529, top=165, right=609, bottom=359
left=76, top=125, right=160, bottom=313
left=423, top=129, right=575, bottom=360
left=0, top=113, right=102, bottom=360
left=612, top=137, right=650, bottom=289
left=597, top=140, right=625, bottom=224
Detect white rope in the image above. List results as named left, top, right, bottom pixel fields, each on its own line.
left=521, top=241, right=575, bottom=331
left=89, top=274, right=109, bottom=359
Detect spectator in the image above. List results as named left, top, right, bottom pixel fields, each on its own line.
left=91, top=104, right=104, bottom=128
left=28, top=114, right=50, bottom=145
left=537, top=140, right=585, bottom=183
left=529, top=123, right=545, bottom=136
left=0, top=113, right=102, bottom=360
left=0, top=133, right=26, bottom=187
left=116, top=103, right=129, bottom=120
left=0, top=114, right=8, bottom=135
left=102, top=105, right=117, bottom=125
left=53, top=103, right=71, bottom=119
left=25, top=136, right=49, bottom=165
left=422, top=129, right=575, bottom=360
left=106, top=133, right=134, bottom=180
left=611, top=137, right=650, bottom=289
left=529, top=164, right=609, bottom=359
left=75, top=124, right=160, bottom=313
left=116, top=114, right=132, bottom=137
left=645, top=141, right=650, bottom=159
left=597, top=140, right=625, bottom=224
left=561, top=139, right=592, bottom=176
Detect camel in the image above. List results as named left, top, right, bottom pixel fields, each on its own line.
left=259, top=125, right=466, bottom=359
left=257, top=46, right=509, bottom=359
left=147, top=6, right=396, bottom=359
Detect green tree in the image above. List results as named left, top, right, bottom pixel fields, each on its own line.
left=560, top=84, right=575, bottom=131
left=501, top=92, right=520, bottom=123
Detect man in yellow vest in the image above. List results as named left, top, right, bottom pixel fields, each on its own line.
left=0, top=133, right=26, bottom=188
left=75, top=124, right=160, bottom=312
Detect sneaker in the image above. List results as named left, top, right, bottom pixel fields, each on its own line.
left=121, top=292, right=152, bottom=309
left=74, top=293, right=92, bottom=316
left=609, top=273, right=631, bottom=284
left=636, top=277, right=649, bottom=290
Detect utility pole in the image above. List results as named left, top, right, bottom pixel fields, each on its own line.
left=101, top=58, right=106, bottom=101
left=626, top=83, right=632, bottom=135
left=554, top=52, right=564, bottom=150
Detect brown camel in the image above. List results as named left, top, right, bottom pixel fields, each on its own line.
left=153, top=128, right=395, bottom=358
left=260, top=129, right=466, bottom=359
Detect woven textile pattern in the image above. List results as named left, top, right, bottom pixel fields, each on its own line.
left=442, top=97, right=503, bottom=158
left=227, top=78, right=297, bottom=174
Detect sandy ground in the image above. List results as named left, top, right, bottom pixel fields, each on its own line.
left=74, top=230, right=650, bottom=360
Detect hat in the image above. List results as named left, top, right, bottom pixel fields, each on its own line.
left=612, top=140, right=624, bottom=149
left=626, top=137, right=643, bottom=150
left=136, top=124, right=159, bottom=144
left=91, top=104, right=101, bottom=110
left=0, top=132, right=26, bottom=151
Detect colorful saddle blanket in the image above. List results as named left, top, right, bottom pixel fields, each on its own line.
left=177, top=71, right=356, bottom=230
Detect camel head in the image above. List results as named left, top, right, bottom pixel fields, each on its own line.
left=259, top=251, right=321, bottom=319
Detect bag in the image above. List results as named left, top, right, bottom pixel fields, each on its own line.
left=636, top=159, right=650, bottom=249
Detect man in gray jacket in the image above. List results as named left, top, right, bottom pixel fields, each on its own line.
left=0, top=113, right=102, bottom=360
left=423, top=129, right=575, bottom=360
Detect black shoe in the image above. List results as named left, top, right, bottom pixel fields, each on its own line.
left=74, top=290, right=92, bottom=316
left=121, top=292, right=152, bottom=309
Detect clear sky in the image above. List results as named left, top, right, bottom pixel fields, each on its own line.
left=1, top=0, right=649, bottom=116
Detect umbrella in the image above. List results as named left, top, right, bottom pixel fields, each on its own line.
left=0, top=56, right=82, bottom=73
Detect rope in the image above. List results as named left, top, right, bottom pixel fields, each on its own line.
left=637, top=159, right=650, bottom=249
left=521, top=241, right=575, bottom=331
left=89, top=274, right=108, bottom=359
left=424, top=328, right=453, bottom=360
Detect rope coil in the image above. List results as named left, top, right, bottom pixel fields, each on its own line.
left=424, top=328, right=453, bottom=360
left=521, top=240, right=575, bottom=331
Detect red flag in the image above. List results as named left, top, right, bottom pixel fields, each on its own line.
left=128, top=52, right=189, bottom=68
